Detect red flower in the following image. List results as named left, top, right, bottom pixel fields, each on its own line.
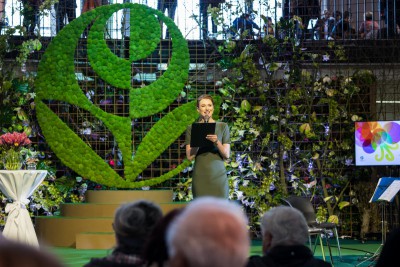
left=0, top=132, right=31, bottom=151
left=325, top=184, right=332, bottom=189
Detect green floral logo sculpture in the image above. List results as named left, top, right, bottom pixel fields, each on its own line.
left=35, top=4, right=199, bottom=188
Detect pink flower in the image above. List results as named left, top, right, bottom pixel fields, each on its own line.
left=0, top=132, right=31, bottom=151
left=325, top=184, right=332, bottom=189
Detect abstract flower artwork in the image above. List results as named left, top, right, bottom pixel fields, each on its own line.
left=355, top=121, right=400, bottom=165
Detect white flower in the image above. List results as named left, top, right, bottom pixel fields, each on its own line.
left=351, top=115, right=361, bottom=121
left=345, top=158, right=353, bottom=166
left=270, top=115, right=279, bottom=121
left=237, top=130, right=245, bottom=137
left=222, top=103, right=229, bottom=110
left=85, top=90, right=94, bottom=102
left=344, top=77, right=352, bottom=84
left=242, top=199, right=252, bottom=207
left=322, top=55, right=330, bottom=61
left=313, top=81, right=322, bottom=91
left=304, top=180, right=317, bottom=189
left=235, top=191, right=244, bottom=199
left=325, top=88, right=335, bottom=97
left=242, top=180, right=250, bottom=187
left=322, top=76, right=331, bottom=84
left=215, top=80, right=223, bottom=87
left=292, top=181, right=298, bottom=189
left=27, top=92, right=36, bottom=99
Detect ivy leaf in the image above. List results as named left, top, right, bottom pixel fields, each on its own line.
left=269, top=62, right=280, bottom=71
left=230, top=161, right=239, bottom=168
left=299, top=123, right=311, bottom=135
left=240, top=99, right=251, bottom=112
left=328, top=215, right=339, bottom=224
left=338, top=201, right=350, bottom=210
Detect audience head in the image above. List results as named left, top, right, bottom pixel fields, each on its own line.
left=323, top=10, right=331, bottom=18
left=335, top=11, right=342, bottom=19
left=343, top=11, right=351, bottom=20
left=260, top=206, right=309, bottom=253
left=241, top=13, right=251, bottom=20
left=0, top=239, right=64, bottom=267
left=142, top=208, right=184, bottom=267
left=113, top=200, right=162, bottom=251
left=166, top=197, right=250, bottom=267
left=364, top=11, right=373, bottom=21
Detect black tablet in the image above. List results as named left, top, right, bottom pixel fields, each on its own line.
left=190, top=123, right=216, bottom=147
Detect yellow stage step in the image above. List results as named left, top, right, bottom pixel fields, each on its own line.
left=76, top=232, right=115, bottom=250
left=35, top=190, right=188, bottom=249
left=61, top=202, right=187, bottom=217
left=36, top=217, right=113, bottom=247
left=85, top=190, right=173, bottom=204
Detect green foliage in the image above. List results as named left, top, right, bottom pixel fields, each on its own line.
left=0, top=24, right=85, bottom=224
left=173, top=177, right=193, bottom=202
left=0, top=27, right=41, bottom=134
left=0, top=173, right=89, bottom=227
left=210, top=12, right=376, bottom=233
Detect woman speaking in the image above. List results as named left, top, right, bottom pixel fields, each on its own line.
left=185, top=94, right=230, bottom=198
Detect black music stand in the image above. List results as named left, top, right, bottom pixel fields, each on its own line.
left=356, top=177, right=400, bottom=266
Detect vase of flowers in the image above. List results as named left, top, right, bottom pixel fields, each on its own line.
left=3, top=149, right=23, bottom=170
left=0, top=132, right=31, bottom=170
left=20, top=147, right=39, bottom=170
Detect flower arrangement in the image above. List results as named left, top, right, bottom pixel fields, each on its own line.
left=0, top=132, right=31, bottom=150
left=0, top=132, right=32, bottom=170
left=20, top=147, right=40, bottom=170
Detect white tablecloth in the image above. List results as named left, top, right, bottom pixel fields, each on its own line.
left=0, top=170, right=47, bottom=246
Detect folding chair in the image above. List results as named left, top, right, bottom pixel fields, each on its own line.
left=282, top=196, right=342, bottom=265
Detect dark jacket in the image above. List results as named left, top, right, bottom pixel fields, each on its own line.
left=84, top=250, right=145, bottom=267
left=246, top=245, right=332, bottom=267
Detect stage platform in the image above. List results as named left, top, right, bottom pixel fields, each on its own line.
left=49, top=239, right=381, bottom=267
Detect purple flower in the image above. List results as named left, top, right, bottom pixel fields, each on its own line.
left=345, top=158, right=353, bottom=166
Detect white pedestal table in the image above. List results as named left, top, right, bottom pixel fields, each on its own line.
left=0, top=170, right=47, bottom=246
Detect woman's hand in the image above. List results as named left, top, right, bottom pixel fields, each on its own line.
left=206, top=134, right=219, bottom=144
left=186, top=145, right=199, bottom=161
left=207, top=134, right=230, bottom=160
